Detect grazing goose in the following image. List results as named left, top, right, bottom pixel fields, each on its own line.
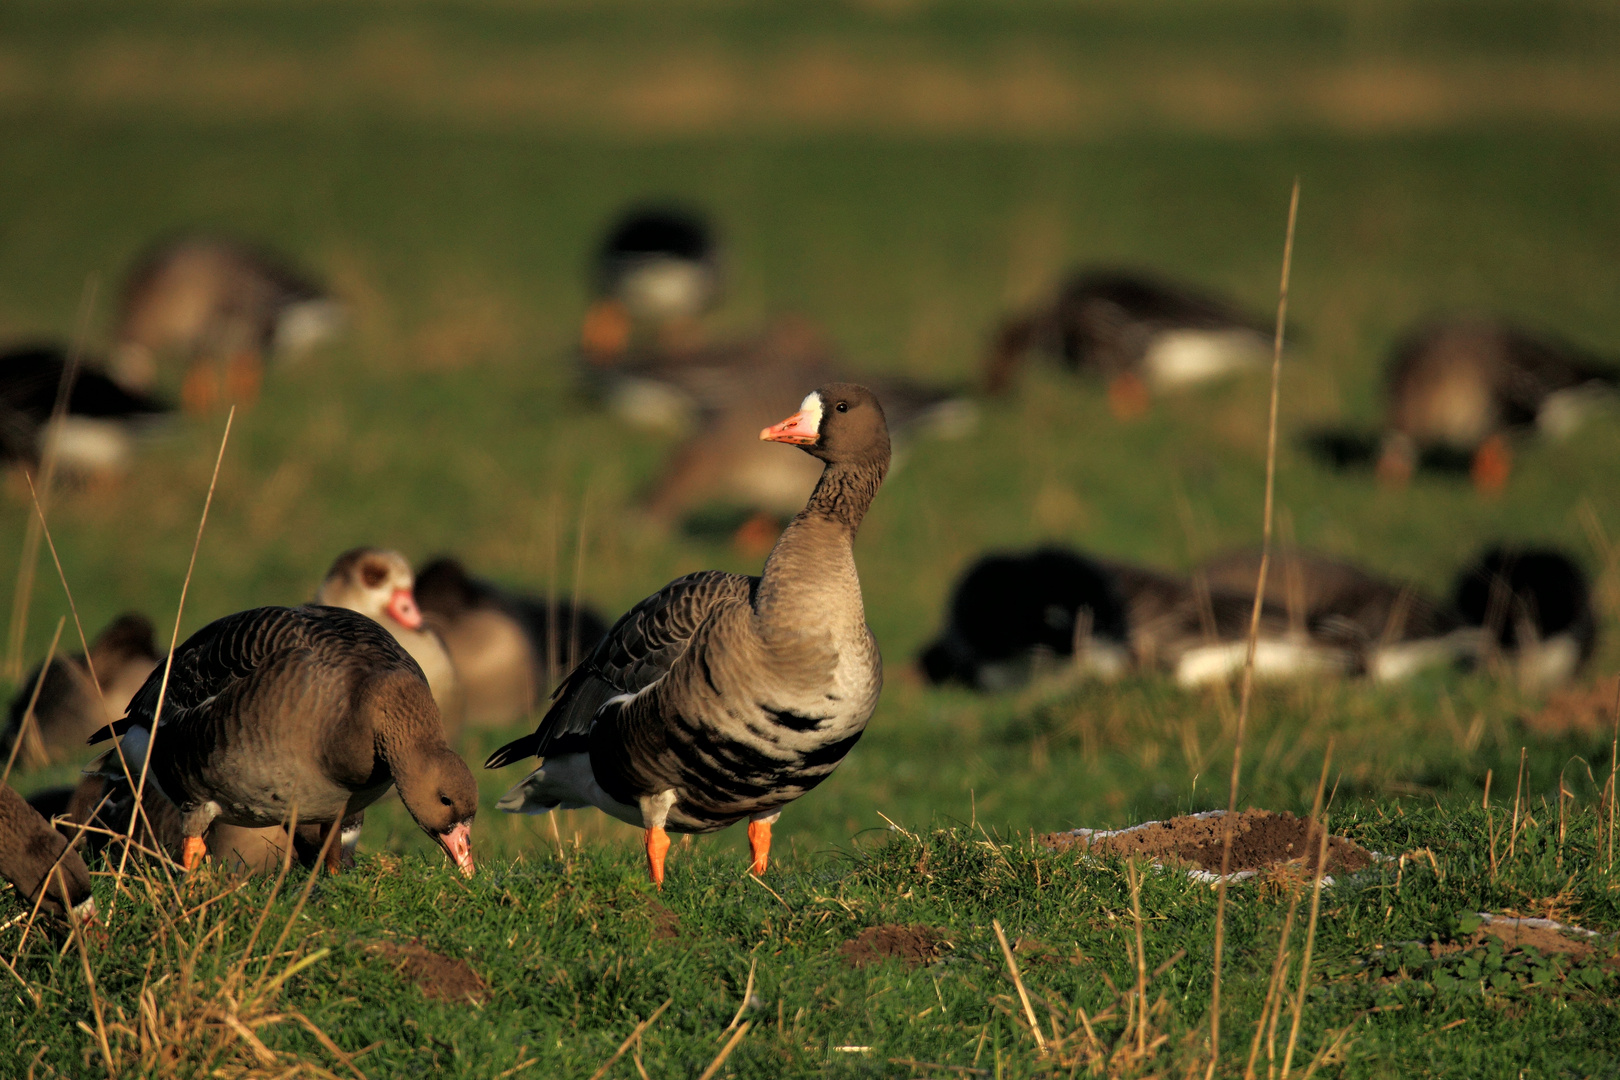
left=3, top=613, right=162, bottom=768
left=1, top=782, right=95, bottom=921
left=1452, top=547, right=1595, bottom=690
left=488, top=383, right=890, bottom=883
left=581, top=206, right=720, bottom=366
left=1378, top=319, right=1619, bottom=492
left=0, top=344, right=170, bottom=477
left=316, top=548, right=464, bottom=735
left=1197, top=549, right=1476, bottom=681
left=918, top=548, right=1133, bottom=690
left=985, top=270, right=1270, bottom=416
left=114, top=235, right=344, bottom=412
left=415, top=558, right=610, bottom=728
left=86, top=605, right=477, bottom=875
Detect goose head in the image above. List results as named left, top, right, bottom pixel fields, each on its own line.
left=759, top=383, right=891, bottom=470
left=316, top=547, right=424, bottom=631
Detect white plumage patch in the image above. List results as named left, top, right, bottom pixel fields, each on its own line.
left=798, top=391, right=823, bottom=435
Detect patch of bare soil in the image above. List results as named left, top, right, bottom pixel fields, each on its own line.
left=368, top=941, right=486, bottom=1003
left=1526, top=676, right=1619, bottom=739
left=649, top=901, right=682, bottom=942
left=839, top=924, right=948, bottom=969
left=1042, top=809, right=1374, bottom=877
left=1467, top=919, right=1596, bottom=962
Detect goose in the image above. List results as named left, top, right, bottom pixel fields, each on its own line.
left=414, top=557, right=611, bottom=728
left=1378, top=319, right=1619, bottom=492
left=918, top=548, right=1133, bottom=691
left=985, top=270, right=1271, bottom=416
left=1452, top=547, right=1595, bottom=690
left=580, top=206, right=720, bottom=367
left=0, top=344, right=170, bottom=477
left=488, top=383, right=890, bottom=884
left=113, top=235, right=344, bottom=412
left=1, top=781, right=95, bottom=921
left=3, top=613, right=162, bottom=768
left=316, top=548, right=464, bottom=735
left=1197, top=549, right=1477, bottom=681
left=86, top=605, right=477, bottom=875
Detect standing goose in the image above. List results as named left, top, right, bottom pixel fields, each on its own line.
left=0, top=344, right=170, bottom=478
left=580, top=206, right=721, bottom=366
left=2, top=782, right=95, bottom=921
left=87, top=605, right=477, bottom=875
left=487, top=383, right=890, bottom=883
left=1378, top=319, right=1619, bottom=492
left=316, top=548, right=464, bottom=735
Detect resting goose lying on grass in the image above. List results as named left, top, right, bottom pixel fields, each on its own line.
left=0, top=343, right=170, bottom=478
left=86, top=605, right=477, bottom=876
left=488, top=384, right=890, bottom=884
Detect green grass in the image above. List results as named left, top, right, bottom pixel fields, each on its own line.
left=4, top=1, right=1620, bottom=1074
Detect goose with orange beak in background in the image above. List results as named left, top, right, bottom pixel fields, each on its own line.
left=487, top=384, right=890, bottom=884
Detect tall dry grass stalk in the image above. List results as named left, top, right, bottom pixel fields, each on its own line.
left=1204, top=178, right=1300, bottom=1079
left=1279, top=816, right=1333, bottom=1080
left=5, top=276, right=98, bottom=680
left=23, top=471, right=109, bottom=694
left=1, top=616, right=64, bottom=784
left=116, top=407, right=236, bottom=901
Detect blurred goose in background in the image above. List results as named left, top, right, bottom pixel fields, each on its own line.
left=113, top=235, right=344, bottom=413
left=87, top=605, right=477, bottom=875
left=414, top=557, right=611, bottom=728
left=1378, top=319, right=1618, bottom=493
left=1452, top=547, right=1595, bottom=690
left=628, top=318, right=974, bottom=550
left=1, top=782, right=94, bottom=921
left=0, top=344, right=170, bottom=478
left=1197, top=549, right=1478, bottom=681
left=489, top=384, right=889, bottom=884
left=580, top=205, right=721, bottom=368
left=2, top=613, right=162, bottom=768
left=316, top=547, right=464, bottom=735
left=985, top=269, right=1271, bottom=417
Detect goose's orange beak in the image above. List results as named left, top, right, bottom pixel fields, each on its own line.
left=760, top=409, right=819, bottom=445
left=387, top=588, right=423, bottom=630
left=437, top=822, right=475, bottom=877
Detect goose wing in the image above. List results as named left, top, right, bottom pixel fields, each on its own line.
left=485, top=570, right=754, bottom=766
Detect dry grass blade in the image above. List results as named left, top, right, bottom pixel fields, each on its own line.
left=1509, top=746, right=1527, bottom=859
left=586, top=998, right=672, bottom=1080
left=724, top=956, right=758, bottom=1035
left=1610, top=682, right=1619, bottom=869
left=0, top=615, right=63, bottom=789
left=1279, top=814, right=1332, bottom=1080
left=1128, top=860, right=1148, bottom=1057
left=992, top=918, right=1047, bottom=1054
left=116, top=406, right=235, bottom=902
left=1206, top=176, right=1300, bottom=1080
left=697, top=1020, right=749, bottom=1080
left=5, top=275, right=97, bottom=680
left=24, top=470, right=109, bottom=695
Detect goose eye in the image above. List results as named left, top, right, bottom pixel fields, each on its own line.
left=835, top=401, right=848, bottom=413
left=440, top=795, right=453, bottom=807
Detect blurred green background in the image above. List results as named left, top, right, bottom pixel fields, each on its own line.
left=3, top=0, right=1619, bottom=865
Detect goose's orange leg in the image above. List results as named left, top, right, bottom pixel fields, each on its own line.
left=645, top=826, right=670, bottom=886
left=181, top=835, right=207, bottom=871
left=747, top=819, right=772, bottom=877
left=582, top=299, right=631, bottom=363
left=1107, top=372, right=1151, bottom=420
left=1471, top=434, right=1511, bottom=495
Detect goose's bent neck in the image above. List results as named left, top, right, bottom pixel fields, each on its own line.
left=752, top=459, right=885, bottom=631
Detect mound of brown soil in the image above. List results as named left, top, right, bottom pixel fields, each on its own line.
left=1042, top=809, right=1374, bottom=878
left=1526, top=676, right=1619, bottom=739
left=368, top=941, right=487, bottom=1003
left=839, top=924, right=948, bottom=969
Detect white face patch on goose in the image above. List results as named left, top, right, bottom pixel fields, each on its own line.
left=798, top=392, right=823, bottom=436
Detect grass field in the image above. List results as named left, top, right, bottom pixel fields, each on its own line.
left=3, top=1, right=1620, bottom=1076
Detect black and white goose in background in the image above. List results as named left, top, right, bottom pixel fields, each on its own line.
left=113, top=234, right=344, bottom=413
left=985, top=269, right=1271, bottom=417
left=1377, top=319, right=1619, bottom=493
left=0, top=343, right=170, bottom=478
left=580, top=205, right=721, bottom=372
left=1, top=781, right=95, bottom=922
left=316, top=547, right=464, bottom=736
left=3, top=613, right=162, bottom=768
left=1452, top=547, right=1595, bottom=690
left=414, top=557, right=611, bottom=729
left=87, top=605, right=477, bottom=875
left=487, top=383, right=890, bottom=884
